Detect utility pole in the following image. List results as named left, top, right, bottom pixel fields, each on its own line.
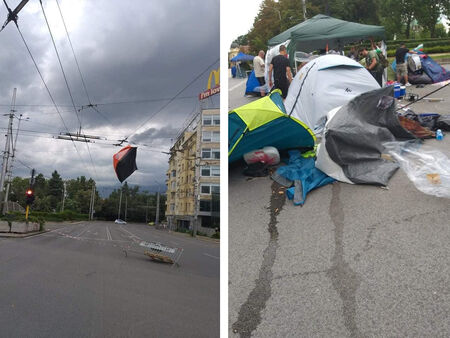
left=302, top=0, right=307, bottom=20
left=145, top=198, right=149, bottom=223
left=124, top=195, right=128, bottom=222
left=88, top=183, right=95, bottom=221
left=90, top=184, right=95, bottom=221
left=117, top=187, right=123, bottom=220
left=61, top=181, right=66, bottom=212
left=3, top=112, right=23, bottom=214
left=155, top=191, right=160, bottom=225
left=1, top=88, right=17, bottom=214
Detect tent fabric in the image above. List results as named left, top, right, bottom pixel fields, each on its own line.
left=316, top=86, right=416, bottom=186
left=228, top=91, right=315, bottom=163
left=113, top=145, right=138, bottom=183
left=245, top=70, right=267, bottom=96
left=273, top=150, right=335, bottom=205
left=231, top=52, right=255, bottom=62
left=268, top=14, right=385, bottom=66
left=420, top=56, right=450, bottom=83
left=284, top=54, right=380, bottom=131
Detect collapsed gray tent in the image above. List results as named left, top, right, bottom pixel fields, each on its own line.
left=316, top=86, right=416, bottom=186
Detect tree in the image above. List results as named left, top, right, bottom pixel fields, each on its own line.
left=415, top=0, right=450, bottom=38
left=232, top=35, right=249, bottom=46
left=48, top=170, right=63, bottom=210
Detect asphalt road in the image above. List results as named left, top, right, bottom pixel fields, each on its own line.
left=229, top=75, right=450, bottom=337
left=0, top=221, right=219, bottom=337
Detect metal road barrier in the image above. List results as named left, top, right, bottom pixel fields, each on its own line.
left=123, top=240, right=184, bottom=266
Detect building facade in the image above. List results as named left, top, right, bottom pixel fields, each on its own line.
left=165, top=108, right=220, bottom=235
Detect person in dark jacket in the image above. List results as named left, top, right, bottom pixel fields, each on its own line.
left=268, top=45, right=293, bottom=99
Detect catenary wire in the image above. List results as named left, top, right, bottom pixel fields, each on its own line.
left=123, top=58, right=219, bottom=142
left=40, top=0, right=98, bottom=180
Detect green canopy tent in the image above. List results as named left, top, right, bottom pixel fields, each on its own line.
left=267, top=14, right=385, bottom=67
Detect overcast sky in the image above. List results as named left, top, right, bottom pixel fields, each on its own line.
left=225, top=0, right=263, bottom=48
left=0, top=0, right=219, bottom=192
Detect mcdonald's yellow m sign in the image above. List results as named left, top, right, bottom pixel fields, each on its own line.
left=206, top=68, right=220, bottom=90
left=199, top=68, right=220, bottom=100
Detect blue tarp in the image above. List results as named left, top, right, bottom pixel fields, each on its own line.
left=273, top=150, right=335, bottom=205
left=245, top=70, right=266, bottom=96
left=231, top=52, right=255, bottom=62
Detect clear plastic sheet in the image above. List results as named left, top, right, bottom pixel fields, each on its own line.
left=384, top=140, right=450, bottom=198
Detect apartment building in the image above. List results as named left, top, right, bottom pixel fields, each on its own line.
left=165, top=108, right=220, bottom=235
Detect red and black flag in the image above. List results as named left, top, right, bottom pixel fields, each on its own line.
left=113, top=145, right=137, bottom=183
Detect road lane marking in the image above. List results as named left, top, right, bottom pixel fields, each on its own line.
left=118, top=225, right=142, bottom=242
left=106, top=226, right=112, bottom=241
left=75, top=224, right=91, bottom=238
left=229, top=80, right=245, bottom=92
left=203, top=253, right=219, bottom=260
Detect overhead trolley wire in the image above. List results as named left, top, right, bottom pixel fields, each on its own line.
left=12, top=19, right=91, bottom=179
left=122, top=58, right=220, bottom=143
left=39, top=0, right=98, bottom=180
left=55, top=0, right=92, bottom=105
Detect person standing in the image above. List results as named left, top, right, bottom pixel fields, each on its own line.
left=253, top=50, right=266, bottom=96
left=360, top=47, right=383, bottom=86
left=268, top=45, right=293, bottom=99
left=395, top=42, right=415, bottom=86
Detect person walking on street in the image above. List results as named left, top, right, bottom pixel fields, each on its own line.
left=360, top=47, right=383, bottom=86
left=253, top=50, right=266, bottom=96
left=268, top=45, right=293, bottom=99
left=395, top=42, right=416, bottom=86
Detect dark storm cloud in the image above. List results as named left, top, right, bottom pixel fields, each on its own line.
left=0, top=0, right=219, bottom=189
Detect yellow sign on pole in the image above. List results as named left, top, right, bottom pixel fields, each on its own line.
left=25, top=205, right=29, bottom=220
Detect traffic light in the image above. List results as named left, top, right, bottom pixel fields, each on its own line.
left=25, top=189, right=35, bottom=205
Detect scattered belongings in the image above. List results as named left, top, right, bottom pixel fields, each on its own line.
left=316, top=86, right=416, bottom=186
left=228, top=90, right=315, bottom=163
left=422, top=97, right=443, bottom=102
left=398, top=115, right=435, bottom=139
left=392, top=47, right=450, bottom=85
left=243, top=162, right=270, bottom=177
left=272, top=150, right=335, bottom=205
left=436, top=115, right=450, bottom=131
left=284, top=54, right=380, bottom=132
left=384, top=141, right=450, bottom=199
left=244, top=146, right=280, bottom=165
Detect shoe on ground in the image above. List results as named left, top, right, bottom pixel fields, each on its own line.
left=405, top=82, right=412, bottom=86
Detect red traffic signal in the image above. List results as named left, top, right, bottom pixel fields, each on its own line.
left=25, top=189, right=35, bottom=205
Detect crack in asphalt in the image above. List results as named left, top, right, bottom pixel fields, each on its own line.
left=327, top=183, right=363, bottom=338
left=232, top=181, right=286, bottom=338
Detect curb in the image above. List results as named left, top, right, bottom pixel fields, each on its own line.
left=168, top=230, right=220, bottom=243
left=0, top=230, right=49, bottom=238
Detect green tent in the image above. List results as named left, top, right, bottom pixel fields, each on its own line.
left=267, top=14, right=385, bottom=67
left=229, top=90, right=315, bottom=163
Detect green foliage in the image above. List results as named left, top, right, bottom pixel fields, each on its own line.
left=211, top=232, right=220, bottom=239
left=3, top=212, right=45, bottom=226
left=30, top=210, right=88, bottom=222
left=239, top=0, right=450, bottom=53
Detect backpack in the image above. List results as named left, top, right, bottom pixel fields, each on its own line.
left=378, top=52, right=389, bottom=69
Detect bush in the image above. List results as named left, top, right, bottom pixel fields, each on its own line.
left=30, top=210, right=88, bottom=222
left=211, top=232, right=220, bottom=239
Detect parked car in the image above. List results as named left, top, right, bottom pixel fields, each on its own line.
left=114, top=219, right=126, bottom=224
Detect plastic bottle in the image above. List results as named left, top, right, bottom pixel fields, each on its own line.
left=436, top=129, right=443, bottom=140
